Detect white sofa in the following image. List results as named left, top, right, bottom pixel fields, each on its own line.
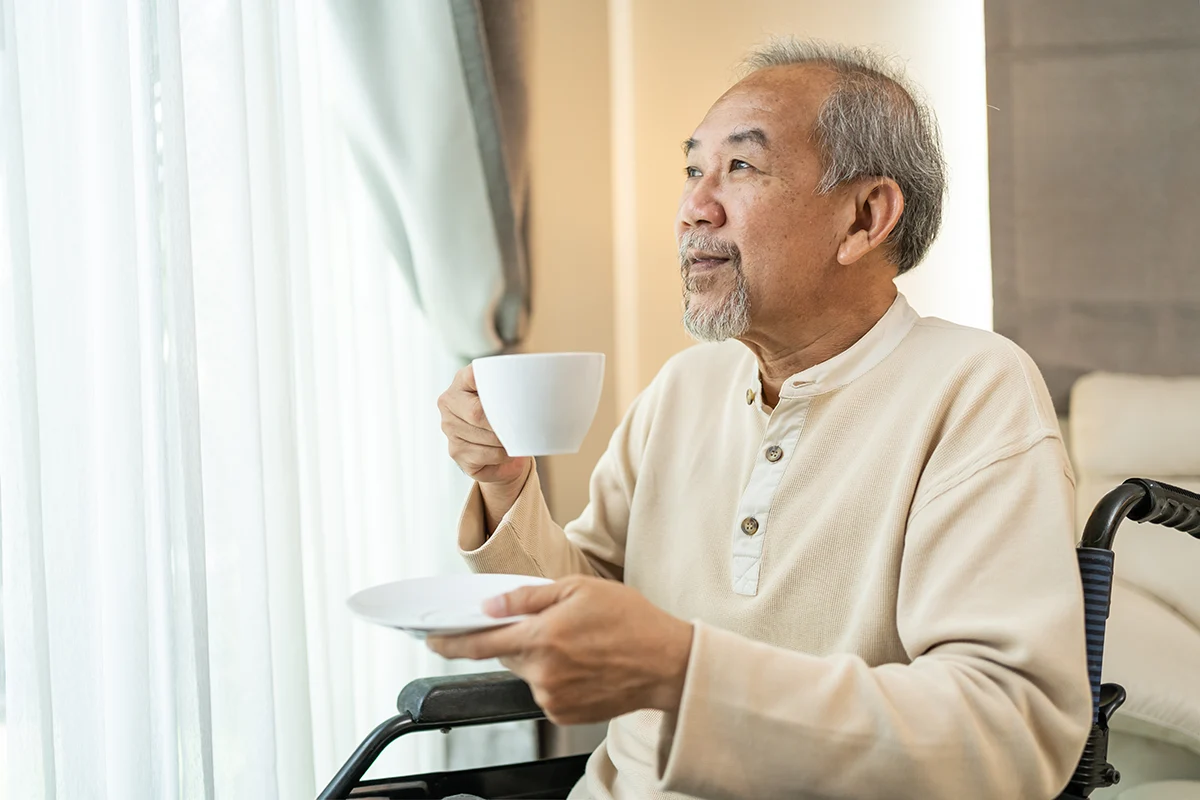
left=1069, top=373, right=1200, bottom=798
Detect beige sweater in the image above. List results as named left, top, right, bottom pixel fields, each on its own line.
left=457, top=295, right=1092, bottom=800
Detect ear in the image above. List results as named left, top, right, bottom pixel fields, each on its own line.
left=836, top=178, right=904, bottom=267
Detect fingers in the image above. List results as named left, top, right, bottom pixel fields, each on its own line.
left=439, top=365, right=491, bottom=428
left=439, top=393, right=494, bottom=443
left=455, top=363, right=478, bottom=393
left=440, top=367, right=512, bottom=476
left=441, top=409, right=517, bottom=482
left=439, top=363, right=531, bottom=485
left=484, top=580, right=567, bottom=617
left=454, top=447, right=512, bottom=479
left=439, top=366, right=511, bottom=462
left=441, top=413, right=502, bottom=452
left=426, top=621, right=526, bottom=661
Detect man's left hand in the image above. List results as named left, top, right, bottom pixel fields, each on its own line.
left=427, top=576, right=694, bottom=725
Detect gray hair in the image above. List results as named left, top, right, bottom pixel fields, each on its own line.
left=741, top=38, right=946, bottom=274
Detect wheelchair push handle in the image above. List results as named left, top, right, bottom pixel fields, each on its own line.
left=1080, top=478, right=1200, bottom=550
left=1124, top=478, right=1200, bottom=536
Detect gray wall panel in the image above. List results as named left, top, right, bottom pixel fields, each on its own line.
left=1006, top=0, right=1200, bottom=50
left=986, top=0, right=1200, bottom=409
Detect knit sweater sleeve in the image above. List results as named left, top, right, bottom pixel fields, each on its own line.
left=655, top=436, right=1093, bottom=800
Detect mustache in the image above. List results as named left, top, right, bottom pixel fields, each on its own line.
left=678, top=232, right=741, bottom=271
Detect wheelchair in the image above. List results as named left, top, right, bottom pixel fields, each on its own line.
left=318, top=478, right=1200, bottom=799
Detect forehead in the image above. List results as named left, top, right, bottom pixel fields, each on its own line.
left=689, top=65, right=835, bottom=154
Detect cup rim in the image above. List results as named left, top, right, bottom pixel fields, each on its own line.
left=472, top=351, right=605, bottom=364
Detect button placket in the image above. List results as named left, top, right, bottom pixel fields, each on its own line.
left=730, top=396, right=811, bottom=596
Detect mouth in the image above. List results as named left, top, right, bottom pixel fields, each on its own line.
left=687, top=252, right=731, bottom=271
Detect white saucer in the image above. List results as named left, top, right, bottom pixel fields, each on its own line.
left=347, top=573, right=553, bottom=639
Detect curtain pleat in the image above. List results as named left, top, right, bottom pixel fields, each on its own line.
left=1, top=0, right=522, bottom=796
left=154, top=0, right=218, bottom=794
left=0, top=0, right=57, bottom=795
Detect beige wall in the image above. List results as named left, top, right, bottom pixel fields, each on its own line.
left=523, top=0, right=616, bottom=521
left=527, top=0, right=992, bottom=522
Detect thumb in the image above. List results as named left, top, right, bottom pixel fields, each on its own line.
left=483, top=580, right=566, bottom=617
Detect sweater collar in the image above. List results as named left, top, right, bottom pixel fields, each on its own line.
left=749, top=292, right=919, bottom=404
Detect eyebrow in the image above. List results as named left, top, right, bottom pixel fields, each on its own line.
left=682, top=127, right=771, bottom=156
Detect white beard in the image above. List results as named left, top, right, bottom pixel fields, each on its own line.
left=682, top=274, right=751, bottom=342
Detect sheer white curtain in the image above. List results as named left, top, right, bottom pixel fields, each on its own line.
left=0, top=1, right=526, bottom=797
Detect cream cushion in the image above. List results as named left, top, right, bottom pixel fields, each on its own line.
left=1104, top=581, right=1200, bottom=757
left=1069, top=373, right=1200, bottom=758
left=1117, top=780, right=1200, bottom=800
left=1070, top=373, right=1200, bottom=631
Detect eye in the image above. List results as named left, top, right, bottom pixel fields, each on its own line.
left=685, top=166, right=702, bottom=179
left=730, top=159, right=753, bottom=171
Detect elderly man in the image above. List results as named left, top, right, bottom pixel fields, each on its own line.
left=432, top=39, right=1091, bottom=800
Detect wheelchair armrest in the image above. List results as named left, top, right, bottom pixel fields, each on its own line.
left=318, top=673, right=545, bottom=799
left=397, top=671, right=544, bottom=727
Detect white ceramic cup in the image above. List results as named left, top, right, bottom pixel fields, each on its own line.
left=471, top=352, right=605, bottom=457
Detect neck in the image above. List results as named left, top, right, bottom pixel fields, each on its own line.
left=741, top=285, right=897, bottom=408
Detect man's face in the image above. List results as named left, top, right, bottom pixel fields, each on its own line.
left=676, top=66, right=849, bottom=342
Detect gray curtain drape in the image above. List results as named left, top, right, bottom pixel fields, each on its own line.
left=320, top=0, right=538, bottom=771
left=324, top=0, right=529, bottom=361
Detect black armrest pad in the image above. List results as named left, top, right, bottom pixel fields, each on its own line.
left=397, top=671, right=544, bottom=726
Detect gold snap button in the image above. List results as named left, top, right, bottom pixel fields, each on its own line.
left=765, top=445, right=783, bottom=462
left=746, top=389, right=756, bottom=405
left=740, top=517, right=759, bottom=536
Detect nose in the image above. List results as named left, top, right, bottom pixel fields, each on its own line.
left=677, top=175, right=727, bottom=233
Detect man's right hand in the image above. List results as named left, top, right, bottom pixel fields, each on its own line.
left=438, top=364, right=532, bottom=535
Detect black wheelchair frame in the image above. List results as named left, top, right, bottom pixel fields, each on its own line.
left=318, top=478, right=1200, bottom=800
